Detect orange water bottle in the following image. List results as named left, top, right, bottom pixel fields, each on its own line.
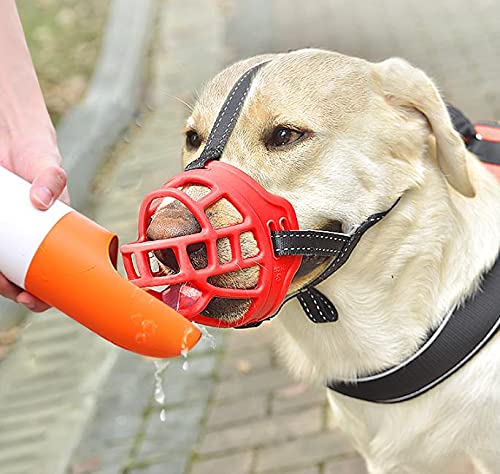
left=0, top=166, right=201, bottom=357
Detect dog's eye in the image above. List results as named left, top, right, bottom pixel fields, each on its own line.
left=267, top=127, right=304, bottom=149
left=186, top=130, right=202, bottom=149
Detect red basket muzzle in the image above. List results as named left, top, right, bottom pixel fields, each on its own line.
left=120, top=161, right=302, bottom=328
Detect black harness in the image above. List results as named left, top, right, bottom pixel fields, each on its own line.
left=329, top=257, right=500, bottom=402
left=187, top=62, right=500, bottom=403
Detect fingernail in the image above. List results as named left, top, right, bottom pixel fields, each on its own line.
left=23, top=302, right=36, bottom=311
left=34, top=186, right=54, bottom=208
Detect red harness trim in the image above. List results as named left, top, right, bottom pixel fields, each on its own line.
left=475, top=123, right=500, bottom=143
left=475, top=123, right=500, bottom=182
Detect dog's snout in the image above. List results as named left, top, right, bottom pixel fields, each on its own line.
left=147, top=201, right=202, bottom=269
left=147, top=201, right=201, bottom=241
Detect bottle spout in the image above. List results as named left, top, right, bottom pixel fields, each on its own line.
left=25, top=211, right=201, bottom=358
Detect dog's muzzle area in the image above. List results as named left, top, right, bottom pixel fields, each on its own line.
left=146, top=192, right=260, bottom=323
left=122, top=62, right=402, bottom=329
left=146, top=195, right=342, bottom=322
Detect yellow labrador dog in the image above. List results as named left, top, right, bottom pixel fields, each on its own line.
left=150, top=49, right=500, bottom=473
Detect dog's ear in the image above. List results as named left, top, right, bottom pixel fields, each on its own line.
left=374, top=58, right=475, bottom=197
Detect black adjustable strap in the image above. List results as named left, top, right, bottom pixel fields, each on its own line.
left=297, top=287, right=339, bottom=323
left=185, top=61, right=269, bottom=171
left=271, top=201, right=400, bottom=325
left=328, top=254, right=500, bottom=403
left=272, top=230, right=349, bottom=257
left=306, top=200, right=400, bottom=288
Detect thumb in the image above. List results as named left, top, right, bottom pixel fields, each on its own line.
left=30, top=163, right=68, bottom=210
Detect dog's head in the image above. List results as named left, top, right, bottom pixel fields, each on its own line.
left=147, top=49, right=475, bottom=324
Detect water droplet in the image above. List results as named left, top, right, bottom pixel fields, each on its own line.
left=153, top=359, right=169, bottom=414
left=160, top=408, right=166, bottom=422
left=181, top=327, right=193, bottom=352
left=180, top=326, right=193, bottom=361
left=154, top=386, right=165, bottom=405
left=194, top=322, right=217, bottom=349
left=182, top=360, right=189, bottom=371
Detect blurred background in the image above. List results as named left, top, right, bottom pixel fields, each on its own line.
left=20, top=0, right=500, bottom=123
left=18, top=0, right=109, bottom=123
left=0, top=1, right=499, bottom=473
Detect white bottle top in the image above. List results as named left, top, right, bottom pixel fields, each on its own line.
left=0, top=166, right=71, bottom=288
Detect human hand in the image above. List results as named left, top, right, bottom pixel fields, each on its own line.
left=1, top=0, right=72, bottom=313
left=0, top=136, right=69, bottom=312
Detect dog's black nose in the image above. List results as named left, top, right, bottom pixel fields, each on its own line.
left=147, top=201, right=202, bottom=270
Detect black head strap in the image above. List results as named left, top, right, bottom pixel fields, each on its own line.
left=185, top=62, right=269, bottom=171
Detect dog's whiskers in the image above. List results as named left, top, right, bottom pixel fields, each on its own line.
left=161, top=91, right=194, bottom=111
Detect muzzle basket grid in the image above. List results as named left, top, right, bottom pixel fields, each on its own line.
left=121, top=161, right=302, bottom=328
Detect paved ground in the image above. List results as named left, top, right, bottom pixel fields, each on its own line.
left=1, top=0, right=499, bottom=473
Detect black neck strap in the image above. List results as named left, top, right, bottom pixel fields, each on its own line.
left=272, top=201, right=400, bottom=324
left=328, top=255, right=500, bottom=402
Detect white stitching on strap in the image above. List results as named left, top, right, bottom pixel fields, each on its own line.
left=309, top=290, right=327, bottom=322
left=298, top=293, right=315, bottom=321
left=280, top=246, right=341, bottom=253
left=288, top=204, right=398, bottom=321
left=204, top=67, right=256, bottom=151
left=215, top=84, right=252, bottom=149
left=326, top=214, right=384, bottom=273
left=316, top=291, right=336, bottom=320
left=274, top=232, right=347, bottom=242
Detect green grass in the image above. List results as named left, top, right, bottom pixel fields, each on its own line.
left=17, top=0, right=110, bottom=124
